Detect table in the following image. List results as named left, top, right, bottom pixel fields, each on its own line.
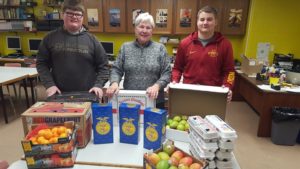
left=0, top=66, right=38, bottom=123
left=234, top=72, right=300, bottom=137
left=8, top=126, right=240, bottom=169
left=0, top=58, right=25, bottom=64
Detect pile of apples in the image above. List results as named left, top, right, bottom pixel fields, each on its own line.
left=145, top=142, right=203, bottom=169
left=166, top=115, right=190, bottom=131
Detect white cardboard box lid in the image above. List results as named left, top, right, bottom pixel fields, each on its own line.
left=169, top=83, right=229, bottom=93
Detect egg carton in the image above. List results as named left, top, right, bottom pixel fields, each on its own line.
left=189, top=143, right=215, bottom=161
left=206, top=159, right=216, bottom=169
left=215, top=159, right=234, bottom=168
left=218, top=139, right=235, bottom=150
left=189, top=131, right=218, bottom=153
left=188, top=116, right=219, bottom=140
left=204, top=115, right=237, bottom=141
left=189, top=139, right=215, bottom=160
left=189, top=125, right=219, bottom=143
left=216, top=151, right=233, bottom=161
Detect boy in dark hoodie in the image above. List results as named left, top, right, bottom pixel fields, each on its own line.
left=172, top=6, right=235, bottom=102
left=37, top=0, right=109, bottom=98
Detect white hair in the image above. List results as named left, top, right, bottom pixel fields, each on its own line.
left=134, top=12, right=155, bottom=28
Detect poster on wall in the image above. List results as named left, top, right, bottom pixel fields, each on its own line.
left=179, top=9, right=192, bottom=27
left=132, top=9, right=144, bottom=25
left=87, top=9, right=99, bottom=27
left=155, top=9, right=168, bottom=28
left=109, top=8, right=121, bottom=27
left=228, top=9, right=243, bottom=27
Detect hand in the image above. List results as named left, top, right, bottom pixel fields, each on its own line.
left=146, top=84, right=160, bottom=99
left=106, top=82, right=120, bottom=98
left=0, top=160, right=9, bottom=169
left=222, top=85, right=232, bottom=103
left=46, top=86, right=61, bottom=97
left=89, top=87, right=104, bottom=99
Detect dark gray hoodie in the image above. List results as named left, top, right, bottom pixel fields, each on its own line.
left=37, top=27, right=109, bottom=92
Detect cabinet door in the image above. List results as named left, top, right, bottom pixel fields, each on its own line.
left=83, top=0, right=103, bottom=32
left=221, top=0, right=250, bottom=35
left=103, top=0, right=126, bottom=33
left=150, top=0, right=173, bottom=34
left=174, top=0, right=198, bottom=34
left=198, top=0, right=223, bottom=32
left=126, top=0, right=149, bottom=33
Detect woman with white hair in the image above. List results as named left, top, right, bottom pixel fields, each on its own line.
left=107, top=12, right=171, bottom=109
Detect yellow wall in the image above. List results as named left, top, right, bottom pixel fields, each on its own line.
left=242, top=0, right=300, bottom=61
left=1, top=0, right=300, bottom=61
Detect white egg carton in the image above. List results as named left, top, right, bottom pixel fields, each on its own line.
left=189, top=125, right=219, bottom=143
left=204, top=115, right=237, bottom=141
left=218, top=139, right=235, bottom=150
left=215, top=159, right=234, bottom=169
left=206, top=159, right=216, bottom=169
left=216, top=151, right=233, bottom=161
left=188, top=116, right=219, bottom=140
left=190, top=137, right=215, bottom=159
left=189, top=143, right=215, bottom=160
left=189, top=131, right=218, bottom=153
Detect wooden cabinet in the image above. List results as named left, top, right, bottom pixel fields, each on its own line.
left=150, top=0, right=173, bottom=34
left=174, top=0, right=198, bottom=34
left=103, top=0, right=126, bottom=33
left=221, top=0, right=250, bottom=35
left=198, top=0, right=249, bottom=35
left=126, top=0, right=149, bottom=33
left=83, top=0, right=103, bottom=32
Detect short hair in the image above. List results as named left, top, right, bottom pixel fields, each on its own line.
left=197, top=6, right=218, bottom=19
left=62, top=0, right=85, bottom=13
left=134, top=12, right=155, bottom=28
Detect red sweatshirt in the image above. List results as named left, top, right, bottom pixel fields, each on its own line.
left=172, top=31, right=235, bottom=89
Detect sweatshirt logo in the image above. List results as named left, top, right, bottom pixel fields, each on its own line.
left=208, top=49, right=218, bottom=57
left=227, top=72, right=235, bottom=85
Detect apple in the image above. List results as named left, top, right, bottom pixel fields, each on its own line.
left=170, top=121, right=179, bottom=129
left=189, top=163, right=203, bottom=169
left=177, top=124, right=185, bottom=131
left=179, top=156, right=193, bottom=167
left=173, top=116, right=181, bottom=122
left=179, top=120, right=187, bottom=125
left=146, top=153, right=160, bottom=165
left=169, top=166, right=178, bottom=169
left=171, top=150, right=184, bottom=161
left=178, top=164, right=189, bottom=169
left=163, top=144, right=175, bottom=155
left=158, top=151, right=170, bottom=161
left=167, top=119, right=173, bottom=125
left=168, top=156, right=179, bottom=166
left=181, top=115, right=188, bottom=120
left=156, top=160, right=169, bottom=169
left=184, top=123, right=189, bottom=131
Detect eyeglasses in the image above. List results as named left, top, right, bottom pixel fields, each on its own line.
left=65, top=12, right=83, bottom=18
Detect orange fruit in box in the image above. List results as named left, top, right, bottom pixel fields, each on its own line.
left=57, top=126, right=67, bottom=135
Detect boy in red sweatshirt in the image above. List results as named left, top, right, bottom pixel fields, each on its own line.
left=172, top=6, right=235, bottom=102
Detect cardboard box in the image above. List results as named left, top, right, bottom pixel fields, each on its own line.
left=166, top=128, right=190, bottom=143
left=144, top=108, right=167, bottom=150
left=241, top=55, right=264, bottom=76
left=92, top=103, right=114, bottom=144
left=22, top=102, right=92, bottom=148
left=111, top=90, right=155, bottom=123
left=21, top=121, right=77, bottom=156
left=119, top=103, right=140, bottom=145
left=168, top=83, right=228, bottom=120
left=144, top=144, right=208, bottom=169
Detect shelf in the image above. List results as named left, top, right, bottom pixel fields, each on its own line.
left=0, top=18, right=34, bottom=21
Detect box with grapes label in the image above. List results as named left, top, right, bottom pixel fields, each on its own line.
left=92, top=102, right=114, bottom=144
left=144, top=107, right=167, bottom=150
left=119, top=103, right=140, bottom=144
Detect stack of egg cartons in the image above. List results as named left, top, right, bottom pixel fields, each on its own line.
left=205, top=115, right=238, bottom=169
left=188, top=116, right=219, bottom=169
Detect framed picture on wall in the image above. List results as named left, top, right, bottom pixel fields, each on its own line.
left=155, top=9, right=168, bottom=28
left=132, top=9, right=144, bottom=25
left=179, top=8, right=192, bottom=27
left=109, top=8, right=121, bottom=27
left=87, top=9, right=99, bottom=27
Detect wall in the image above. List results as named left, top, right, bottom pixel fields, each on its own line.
left=242, top=0, right=300, bottom=61
left=1, top=0, right=299, bottom=61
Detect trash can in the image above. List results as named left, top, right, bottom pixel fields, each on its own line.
left=271, top=107, right=300, bottom=145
